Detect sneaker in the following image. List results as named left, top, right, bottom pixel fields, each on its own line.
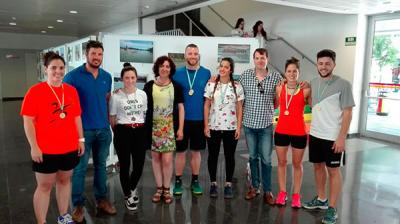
left=173, top=179, right=183, bottom=195
left=302, top=196, right=328, bottom=210
left=71, top=206, right=84, bottom=223
left=191, top=180, right=203, bottom=195
left=57, top=213, right=75, bottom=224
left=291, top=193, right=301, bottom=208
left=96, top=199, right=117, bottom=215
left=131, top=189, right=139, bottom=204
left=209, top=182, right=218, bottom=198
left=224, top=184, right=233, bottom=199
left=125, top=197, right=138, bottom=211
left=322, top=207, right=338, bottom=224
left=275, top=191, right=287, bottom=206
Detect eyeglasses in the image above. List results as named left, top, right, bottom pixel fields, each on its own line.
left=257, top=82, right=264, bottom=94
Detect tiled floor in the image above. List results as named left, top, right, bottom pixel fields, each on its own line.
left=1, top=100, right=400, bottom=224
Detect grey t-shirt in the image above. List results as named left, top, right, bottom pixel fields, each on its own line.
left=310, top=75, right=355, bottom=141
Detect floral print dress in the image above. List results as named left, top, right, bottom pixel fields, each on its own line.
left=151, top=83, right=176, bottom=153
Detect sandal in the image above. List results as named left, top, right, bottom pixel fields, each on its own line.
left=152, top=187, right=163, bottom=203
left=163, top=187, right=173, bottom=204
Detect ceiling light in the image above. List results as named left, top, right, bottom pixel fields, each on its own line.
left=41, top=30, right=47, bottom=33
left=12, top=17, right=16, bottom=20
left=144, top=5, right=150, bottom=9
left=9, top=22, right=16, bottom=26
left=57, top=19, right=63, bottom=23
left=69, top=10, right=78, bottom=14
left=48, top=26, right=54, bottom=29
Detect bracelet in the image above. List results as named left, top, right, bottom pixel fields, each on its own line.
left=78, top=138, right=85, bottom=143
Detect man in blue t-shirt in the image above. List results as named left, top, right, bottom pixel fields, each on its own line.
left=172, top=44, right=211, bottom=196
left=63, top=41, right=115, bottom=222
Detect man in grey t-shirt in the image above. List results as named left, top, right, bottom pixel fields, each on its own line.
left=303, top=49, right=355, bottom=224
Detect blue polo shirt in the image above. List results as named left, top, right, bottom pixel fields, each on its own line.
left=64, top=64, right=112, bottom=130
left=173, top=66, right=211, bottom=120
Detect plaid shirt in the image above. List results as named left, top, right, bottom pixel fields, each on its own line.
left=239, top=68, right=282, bottom=129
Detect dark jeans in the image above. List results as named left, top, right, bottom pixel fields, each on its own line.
left=207, top=130, right=238, bottom=183
left=72, top=128, right=112, bottom=206
left=113, top=124, right=146, bottom=196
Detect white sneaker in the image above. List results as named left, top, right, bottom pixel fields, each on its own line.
left=131, top=189, right=139, bottom=204
left=125, top=197, right=137, bottom=211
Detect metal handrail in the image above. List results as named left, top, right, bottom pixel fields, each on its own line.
left=269, top=36, right=317, bottom=66
left=155, top=29, right=186, bottom=36
left=207, top=6, right=234, bottom=29
left=182, top=12, right=208, bottom=36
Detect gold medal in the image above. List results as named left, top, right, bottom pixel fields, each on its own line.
left=284, top=110, right=289, bottom=116
left=59, top=112, right=66, bottom=119
left=188, top=89, right=194, bottom=96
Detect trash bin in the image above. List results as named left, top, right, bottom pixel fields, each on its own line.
left=376, top=91, right=389, bottom=116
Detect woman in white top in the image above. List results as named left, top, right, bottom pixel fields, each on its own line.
left=204, top=57, right=244, bottom=199
left=252, top=20, right=268, bottom=48
left=231, top=18, right=246, bottom=37
left=109, top=63, right=148, bottom=211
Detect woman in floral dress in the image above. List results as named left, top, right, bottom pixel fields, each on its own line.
left=144, top=56, right=184, bottom=204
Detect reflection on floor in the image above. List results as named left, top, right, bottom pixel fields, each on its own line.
left=1, top=101, right=400, bottom=224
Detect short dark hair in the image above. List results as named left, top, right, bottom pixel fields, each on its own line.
left=153, top=56, right=176, bottom=79
left=185, top=43, right=198, bottom=51
left=120, top=62, right=137, bottom=79
left=43, top=51, right=65, bottom=67
left=285, top=57, right=300, bottom=71
left=253, top=48, right=268, bottom=58
left=317, top=49, right=336, bottom=62
left=86, top=40, right=104, bottom=55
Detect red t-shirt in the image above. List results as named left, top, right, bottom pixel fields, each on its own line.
left=275, top=85, right=306, bottom=136
left=20, top=82, right=81, bottom=154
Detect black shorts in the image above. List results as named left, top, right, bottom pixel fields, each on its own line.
left=274, top=132, right=307, bottom=149
left=32, top=150, right=80, bottom=174
left=309, top=135, right=345, bottom=168
left=176, top=120, right=206, bottom=152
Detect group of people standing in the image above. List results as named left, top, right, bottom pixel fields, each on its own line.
left=21, top=39, right=353, bottom=224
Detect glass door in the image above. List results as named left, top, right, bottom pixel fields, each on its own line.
left=361, top=14, right=400, bottom=143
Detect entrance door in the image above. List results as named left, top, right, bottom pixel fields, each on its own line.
left=361, top=14, right=400, bottom=143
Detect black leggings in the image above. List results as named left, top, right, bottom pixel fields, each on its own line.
left=113, top=124, right=146, bottom=196
left=207, top=130, right=238, bottom=183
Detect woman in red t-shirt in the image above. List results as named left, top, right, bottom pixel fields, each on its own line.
left=21, top=52, right=84, bottom=224
left=274, top=57, right=310, bottom=208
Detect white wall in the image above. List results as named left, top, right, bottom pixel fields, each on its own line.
left=102, top=34, right=259, bottom=83
left=202, top=0, right=362, bottom=133
left=0, top=32, right=77, bottom=50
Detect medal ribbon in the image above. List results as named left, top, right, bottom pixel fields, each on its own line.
left=186, top=68, right=198, bottom=92
left=47, top=82, right=64, bottom=112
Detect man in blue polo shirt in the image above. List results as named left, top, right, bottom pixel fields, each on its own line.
left=172, top=44, right=211, bottom=196
left=64, top=40, right=116, bottom=222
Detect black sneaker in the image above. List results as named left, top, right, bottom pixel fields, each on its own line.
left=224, top=184, right=233, bottom=199
left=210, top=183, right=218, bottom=198
left=125, top=197, right=137, bottom=211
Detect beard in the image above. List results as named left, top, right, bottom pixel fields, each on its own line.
left=318, top=70, right=332, bottom=78
left=87, top=60, right=101, bottom=69
left=186, top=59, right=199, bottom=67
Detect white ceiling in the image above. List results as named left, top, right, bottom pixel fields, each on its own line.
left=0, top=0, right=204, bottom=36
left=256, top=0, right=400, bottom=14
left=1, top=0, right=399, bottom=37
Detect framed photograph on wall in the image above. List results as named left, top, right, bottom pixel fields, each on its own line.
left=217, top=44, right=251, bottom=63
left=120, top=40, right=153, bottom=63
left=74, top=44, right=81, bottom=62
left=168, top=53, right=185, bottom=68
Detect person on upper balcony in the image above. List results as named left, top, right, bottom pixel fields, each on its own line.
left=231, top=18, right=248, bottom=37
left=251, top=20, right=268, bottom=48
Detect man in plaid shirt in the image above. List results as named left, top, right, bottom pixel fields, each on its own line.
left=239, top=48, right=282, bottom=204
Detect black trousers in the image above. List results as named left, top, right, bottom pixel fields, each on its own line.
left=207, top=130, right=238, bottom=183
left=113, top=124, right=146, bottom=196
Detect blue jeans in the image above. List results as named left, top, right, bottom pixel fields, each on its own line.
left=244, top=125, right=273, bottom=192
left=72, top=128, right=112, bottom=206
